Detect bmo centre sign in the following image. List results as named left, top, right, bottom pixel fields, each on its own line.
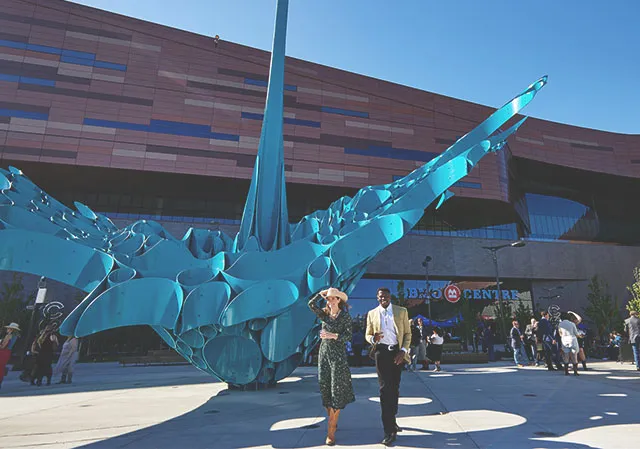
left=406, top=287, right=521, bottom=302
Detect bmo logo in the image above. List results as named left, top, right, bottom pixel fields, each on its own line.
left=443, top=285, right=462, bottom=304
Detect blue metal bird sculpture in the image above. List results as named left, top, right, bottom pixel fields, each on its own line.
left=0, top=0, right=546, bottom=384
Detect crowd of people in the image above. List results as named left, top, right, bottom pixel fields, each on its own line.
left=0, top=321, right=80, bottom=389
left=509, top=310, right=588, bottom=375
left=507, top=308, right=640, bottom=374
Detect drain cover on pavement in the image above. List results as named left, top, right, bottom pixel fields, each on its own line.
left=204, top=410, right=220, bottom=414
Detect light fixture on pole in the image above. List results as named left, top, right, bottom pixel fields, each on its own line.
left=422, top=256, right=432, bottom=325
left=539, top=285, right=564, bottom=311
left=482, top=240, right=526, bottom=346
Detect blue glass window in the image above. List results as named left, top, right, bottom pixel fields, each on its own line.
left=523, top=193, right=596, bottom=241
left=0, top=108, right=48, bottom=120
left=410, top=212, right=519, bottom=240
left=321, top=106, right=368, bottom=118
left=454, top=181, right=482, bottom=189
left=346, top=147, right=437, bottom=162
left=83, top=118, right=239, bottom=141
left=241, top=112, right=321, bottom=128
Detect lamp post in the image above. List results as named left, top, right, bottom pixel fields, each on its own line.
left=19, top=277, right=47, bottom=377
left=422, top=256, right=432, bottom=325
left=482, top=240, right=526, bottom=347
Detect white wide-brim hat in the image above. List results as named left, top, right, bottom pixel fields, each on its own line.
left=4, top=322, right=21, bottom=332
left=568, top=311, right=582, bottom=323
left=320, top=287, right=348, bottom=302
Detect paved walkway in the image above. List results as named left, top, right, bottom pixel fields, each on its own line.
left=1, top=360, right=638, bottom=448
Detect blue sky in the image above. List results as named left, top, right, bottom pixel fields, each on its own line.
left=72, top=0, right=639, bottom=134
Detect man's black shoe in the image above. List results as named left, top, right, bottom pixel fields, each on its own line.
left=382, top=432, right=397, bottom=446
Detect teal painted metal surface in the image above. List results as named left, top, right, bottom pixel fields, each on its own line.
left=0, top=0, right=546, bottom=385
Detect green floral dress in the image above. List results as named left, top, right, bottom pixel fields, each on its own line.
left=308, top=295, right=355, bottom=410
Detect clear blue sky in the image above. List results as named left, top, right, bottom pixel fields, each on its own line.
left=72, top=0, right=639, bottom=134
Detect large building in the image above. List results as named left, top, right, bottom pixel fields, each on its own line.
left=1, top=0, right=639, bottom=325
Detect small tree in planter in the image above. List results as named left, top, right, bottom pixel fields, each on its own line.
left=626, top=266, right=640, bottom=314
left=392, top=280, right=407, bottom=308
left=514, top=299, right=533, bottom=329
left=585, top=275, right=622, bottom=343
left=0, top=273, right=31, bottom=331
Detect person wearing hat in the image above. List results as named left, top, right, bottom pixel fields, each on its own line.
left=0, top=322, right=21, bottom=388
left=558, top=311, right=581, bottom=376
left=308, top=287, right=355, bottom=446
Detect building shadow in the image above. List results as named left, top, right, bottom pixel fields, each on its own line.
left=66, top=369, right=616, bottom=449
left=0, top=363, right=218, bottom=398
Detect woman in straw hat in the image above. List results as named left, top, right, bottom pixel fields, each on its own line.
left=0, top=322, right=21, bottom=388
left=558, top=311, right=581, bottom=376
left=308, top=287, right=355, bottom=446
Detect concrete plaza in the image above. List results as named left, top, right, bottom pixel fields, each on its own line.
left=1, top=360, right=638, bottom=449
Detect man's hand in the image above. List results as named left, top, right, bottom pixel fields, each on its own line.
left=393, top=352, right=405, bottom=365
left=373, top=332, right=384, bottom=343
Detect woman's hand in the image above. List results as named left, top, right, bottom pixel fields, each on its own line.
left=320, top=330, right=338, bottom=340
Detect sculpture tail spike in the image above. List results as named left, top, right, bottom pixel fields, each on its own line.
left=236, top=0, right=291, bottom=252
left=387, top=75, right=548, bottom=198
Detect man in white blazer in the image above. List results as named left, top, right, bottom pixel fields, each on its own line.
left=365, top=287, right=412, bottom=446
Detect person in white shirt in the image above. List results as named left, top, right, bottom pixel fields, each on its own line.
left=54, top=336, right=79, bottom=384
left=365, top=287, right=411, bottom=446
left=558, top=311, right=581, bottom=376
left=428, top=328, right=444, bottom=372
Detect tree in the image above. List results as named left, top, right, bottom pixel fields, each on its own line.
left=584, top=275, right=622, bottom=342
left=626, top=266, right=640, bottom=314
left=493, top=300, right=513, bottom=344
left=457, top=298, right=476, bottom=350
left=0, top=273, right=32, bottom=331
left=392, top=280, right=407, bottom=307
left=514, top=299, right=533, bottom=329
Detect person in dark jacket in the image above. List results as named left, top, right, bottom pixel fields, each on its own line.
left=410, top=318, right=429, bottom=371
left=351, top=326, right=365, bottom=367
left=30, top=323, right=59, bottom=386
left=510, top=320, right=527, bottom=366
left=537, top=311, right=562, bottom=371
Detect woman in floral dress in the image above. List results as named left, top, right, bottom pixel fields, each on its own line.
left=308, top=287, right=355, bottom=446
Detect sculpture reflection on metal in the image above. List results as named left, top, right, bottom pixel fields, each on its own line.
left=0, top=0, right=546, bottom=385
